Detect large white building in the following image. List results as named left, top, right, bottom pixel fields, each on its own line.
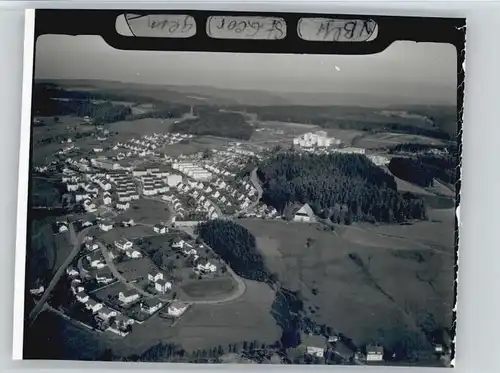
left=91, top=157, right=121, bottom=170
left=293, top=131, right=341, bottom=149
left=332, top=147, right=366, bottom=155
left=172, top=162, right=212, bottom=181
left=164, top=173, right=183, bottom=187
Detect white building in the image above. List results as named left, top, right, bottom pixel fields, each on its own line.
left=196, top=262, right=217, bottom=273
left=333, top=147, right=366, bottom=155
left=140, top=299, right=163, bottom=315
left=119, top=290, right=140, bottom=304
left=165, top=174, right=182, bottom=187
left=114, top=238, right=133, bottom=251
left=167, top=302, right=188, bottom=317
left=153, top=224, right=168, bottom=234
left=148, top=272, right=163, bottom=282
left=85, top=299, right=103, bottom=313
left=125, top=248, right=142, bottom=259
left=293, top=203, right=316, bottom=223
left=99, top=222, right=114, bottom=231
left=103, top=194, right=112, bottom=205
left=76, top=291, right=89, bottom=303
left=366, top=346, right=384, bottom=362
left=155, top=279, right=172, bottom=293
left=116, top=201, right=130, bottom=210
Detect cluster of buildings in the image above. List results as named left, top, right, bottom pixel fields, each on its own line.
left=168, top=181, right=219, bottom=220
left=172, top=238, right=218, bottom=275
left=147, top=271, right=172, bottom=294
left=301, top=332, right=385, bottom=363
left=241, top=202, right=278, bottom=219
left=91, top=156, right=121, bottom=171
left=293, top=131, right=342, bottom=149
left=162, top=194, right=186, bottom=219
left=331, top=147, right=366, bottom=155
left=65, top=263, right=135, bottom=336
left=114, top=238, right=143, bottom=259
left=108, top=171, right=139, bottom=209
left=132, top=166, right=183, bottom=197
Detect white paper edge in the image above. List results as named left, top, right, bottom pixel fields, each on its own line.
left=12, top=8, right=35, bottom=361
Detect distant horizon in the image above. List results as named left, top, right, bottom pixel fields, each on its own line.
left=35, top=77, right=458, bottom=109
left=35, top=35, right=458, bottom=107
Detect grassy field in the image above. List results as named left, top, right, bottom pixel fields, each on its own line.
left=171, top=279, right=280, bottom=352
left=115, top=199, right=171, bottom=225
left=239, top=215, right=455, bottom=347
left=92, top=281, right=130, bottom=303
left=52, top=231, right=72, bottom=274
left=97, top=225, right=159, bottom=244
left=116, top=256, right=159, bottom=282
left=353, top=132, right=446, bottom=149
left=179, top=277, right=237, bottom=300
left=85, top=278, right=280, bottom=357
left=106, top=118, right=173, bottom=136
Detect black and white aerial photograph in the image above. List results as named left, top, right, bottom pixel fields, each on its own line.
left=18, top=10, right=463, bottom=368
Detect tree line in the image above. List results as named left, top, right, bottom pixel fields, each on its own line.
left=388, top=155, right=457, bottom=187
left=33, top=93, right=132, bottom=125
left=388, top=158, right=435, bottom=187
left=170, top=111, right=254, bottom=140
left=258, top=152, right=427, bottom=224
left=231, top=105, right=452, bottom=140
left=195, top=219, right=273, bottom=282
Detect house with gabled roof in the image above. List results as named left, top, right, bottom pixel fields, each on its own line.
left=155, top=279, right=172, bottom=294
left=140, top=298, right=163, bottom=315
left=119, top=289, right=140, bottom=304
left=293, top=203, right=316, bottom=223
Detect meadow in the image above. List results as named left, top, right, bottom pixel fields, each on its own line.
left=239, top=213, right=455, bottom=347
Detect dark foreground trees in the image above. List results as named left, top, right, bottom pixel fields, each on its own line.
left=195, top=219, right=271, bottom=282
left=258, top=152, right=427, bottom=223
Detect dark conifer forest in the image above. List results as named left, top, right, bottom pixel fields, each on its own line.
left=195, top=219, right=272, bottom=282
left=257, top=152, right=427, bottom=223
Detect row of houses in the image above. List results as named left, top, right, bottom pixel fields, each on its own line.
left=301, top=333, right=384, bottom=363
left=65, top=266, right=135, bottom=333
left=171, top=183, right=219, bottom=220
left=172, top=161, right=213, bottom=181
left=162, top=194, right=186, bottom=219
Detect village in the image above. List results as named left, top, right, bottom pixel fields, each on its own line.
left=28, top=120, right=446, bottom=365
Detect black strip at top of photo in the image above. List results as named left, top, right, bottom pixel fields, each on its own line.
left=34, top=9, right=465, bottom=54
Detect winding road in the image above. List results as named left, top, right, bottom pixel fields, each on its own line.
left=97, top=242, right=163, bottom=300
left=28, top=223, right=92, bottom=326
left=176, top=226, right=247, bottom=305
left=231, top=167, right=262, bottom=219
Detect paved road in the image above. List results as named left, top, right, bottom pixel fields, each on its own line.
left=28, top=223, right=91, bottom=326
left=97, top=242, right=165, bottom=301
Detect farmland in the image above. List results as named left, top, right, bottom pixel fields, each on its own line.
left=353, top=132, right=446, bottom=149
left=180, top=277, right=237, bottom=300
left=238, top=215, right=455, bottom=347
left=115, top=199, right=171, bottom=226
left=106, top=117, right=174, bottom=137
left=171, top=280, right=280, bottom=352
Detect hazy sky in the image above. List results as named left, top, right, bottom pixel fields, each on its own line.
left=34, top=31, right=458, bottom=105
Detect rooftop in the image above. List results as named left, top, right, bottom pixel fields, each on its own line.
left=366, top=345, right=384, bottom=354
left=142, top=298, right=162, bottom=307
left=301, top=334, right=326, bottom=348
left=120, top=289, right=138, bottom=297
